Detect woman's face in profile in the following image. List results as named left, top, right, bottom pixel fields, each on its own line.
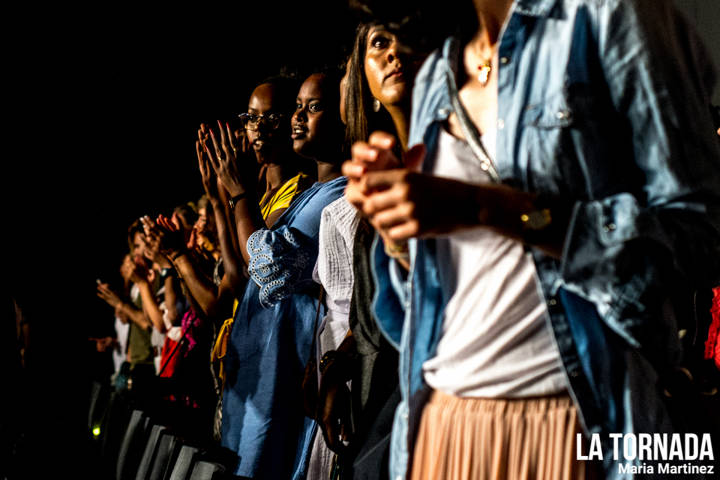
left=291, top=73, right=340, bottom=159
left=364, top=26, right=412, bottom=108
left=246, top=83, right=289, bottom=164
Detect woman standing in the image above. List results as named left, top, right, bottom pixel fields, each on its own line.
left=345, top=0, right=720, bottom=478
left=203, top=71, right=346, bottom=480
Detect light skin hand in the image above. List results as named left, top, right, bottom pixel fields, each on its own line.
left=343, top=131, right=408, bottom=210
left=97, top=283, right=122, bottom=308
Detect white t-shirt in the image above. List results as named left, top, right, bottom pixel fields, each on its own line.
left=422, top=126, right=566, bottom=398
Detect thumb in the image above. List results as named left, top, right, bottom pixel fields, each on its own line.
left=403, top=144, right=425, bottom=172
left=187, top=229, right=197, bottom=249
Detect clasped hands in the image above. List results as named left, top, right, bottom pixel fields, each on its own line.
left=343, top=131, right=493, bottom=245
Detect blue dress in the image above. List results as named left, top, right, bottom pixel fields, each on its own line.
left=221, top=176, right=347, bottom=479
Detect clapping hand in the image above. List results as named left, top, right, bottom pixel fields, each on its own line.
left=201, top=121, right=258, bottom=198
left=97, top=282, right=123, bottom=309
left=141, top=215, right=186, bottom=260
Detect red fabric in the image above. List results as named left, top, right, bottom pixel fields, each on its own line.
left=159, top=336, right=181, bottom=378
left=704, top=286, right=720, bottom=370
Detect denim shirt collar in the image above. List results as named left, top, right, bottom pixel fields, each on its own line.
left=515, top=0, right=558, bottom=17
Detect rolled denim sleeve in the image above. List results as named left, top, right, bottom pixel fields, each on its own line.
left=560, top=0, right=720, bottom=347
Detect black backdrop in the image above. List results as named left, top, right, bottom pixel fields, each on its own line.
left=5, top=2, right=356, bottom=477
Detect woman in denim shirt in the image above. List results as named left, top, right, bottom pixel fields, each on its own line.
left=345, top=0, right=720, bottom=478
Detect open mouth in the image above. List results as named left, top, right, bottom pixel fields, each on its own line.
left=291, top=125, right=307, bottom=140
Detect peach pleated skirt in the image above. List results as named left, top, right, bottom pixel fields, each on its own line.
left=410, top=390, right=587, bottom=480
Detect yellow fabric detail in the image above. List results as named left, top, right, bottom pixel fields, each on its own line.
left=260, top=173, right=308, bottom=220
left=211, top=299, right=239, bottom=387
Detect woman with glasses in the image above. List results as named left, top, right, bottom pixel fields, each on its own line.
left=238, top=76, right=314, bottom=228
left=201, top=69, right=346, bottom=480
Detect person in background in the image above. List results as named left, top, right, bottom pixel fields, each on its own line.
left=96, top=221, right=158, bottom=407
left=313, top=15, right=428, bottom=479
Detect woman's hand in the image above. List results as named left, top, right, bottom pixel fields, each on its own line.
left=141, top=215, right=186, bottom=259
left=342, top=131, right=408, bottom=210
left=97, top=283, right=123, bottom=309
left=143, top=227, right=172, bottom=268
left=197, top=125, right=220, bottom=199
left=203, top=121, right=257, bottom=198
left=360, top=168, right=486, bottom=242
left=317, top=352, right=353, bottom=454
left=128, top=262, right=150, bottom=285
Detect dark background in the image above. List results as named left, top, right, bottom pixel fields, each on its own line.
left=5, top=2, right=357, bottom=477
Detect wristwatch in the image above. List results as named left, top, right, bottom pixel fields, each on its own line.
left=520, top=208, right=552, bottom=230
left=228, top=192, right=247, bottom=210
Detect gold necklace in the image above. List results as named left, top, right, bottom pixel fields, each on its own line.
left=477, top=59, right=492, bottom=86
left=472, top=39, right=493, bottom=87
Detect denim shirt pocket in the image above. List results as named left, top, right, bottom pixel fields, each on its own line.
left=524, top=91, right=574, bottom=129
left=520, top=89, right=584, bottom=195
left=520, top=85, right=610, bottom=199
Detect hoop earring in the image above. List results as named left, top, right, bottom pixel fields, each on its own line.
left=373, top=98, right=381, bottom=112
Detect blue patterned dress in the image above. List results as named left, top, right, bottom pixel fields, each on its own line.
left=221, top=176, right=347, bottom=479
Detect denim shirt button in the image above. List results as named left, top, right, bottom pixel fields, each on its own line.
left=569, top=369, right=580, bottom=378
left=556, top=110, right=570, bottom=120
left=497, top=119, right=505, bottom=130
left=603, top=223, right=616, bottom=232
left=500, top=56, right=510, bottom=64
left=438, top=108, right=450, bottom=117
left=548, top=298, right=557, bottom=306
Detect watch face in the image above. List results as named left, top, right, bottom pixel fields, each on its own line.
left=521, top=208, right=552, bottom=230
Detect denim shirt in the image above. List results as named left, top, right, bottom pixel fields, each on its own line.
left=370, top=0, right=720, bottom=478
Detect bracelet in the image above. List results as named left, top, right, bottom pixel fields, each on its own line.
left=159, top=267, right=177, bottom=281
left=228, top=192, right=247, bottom=210
left=519, top=208, right=552, bottom=231
left=319, top=351, right=338, bottom=372
left=384, top=240, right=409, bottom=260
left=168, top=250, right=187, bottom=262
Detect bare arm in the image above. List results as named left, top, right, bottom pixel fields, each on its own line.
left=97, top=282, right=151, bottom=330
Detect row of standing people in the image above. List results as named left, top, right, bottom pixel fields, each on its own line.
left=96, top=1, right=720, bottom=479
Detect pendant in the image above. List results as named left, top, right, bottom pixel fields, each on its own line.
left=478, top=63, right=491, bottom=86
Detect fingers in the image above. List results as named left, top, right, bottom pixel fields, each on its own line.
left=341, top=159, right=366, bottom=180
left=356, top=131, right=403, bottom=171
left=362, top=184, right=408, bottom=216
left=217, top=120, right=231, bottom=158
left=226, top=122, right=239, bottom=154
left=363, top=169, right=411, bottom=192
left=195, top=139, right=205, bottom=167
left=209, top=127, right=222, bottom=162
left=367, top=130, right=396, bottom=150
left=156, top=215, right=177, bottom=232
left=345, top=185, right=364, bottom=211
left=386, top=222, right=420, bottom=241
left=403, top=143, right=426, bottom=172
left=140, top=215, right=156, bottom=234
left=350, top=141, right=378, bottom=165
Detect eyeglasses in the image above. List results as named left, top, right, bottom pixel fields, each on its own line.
left=238, top=112, right=285, bottom=131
